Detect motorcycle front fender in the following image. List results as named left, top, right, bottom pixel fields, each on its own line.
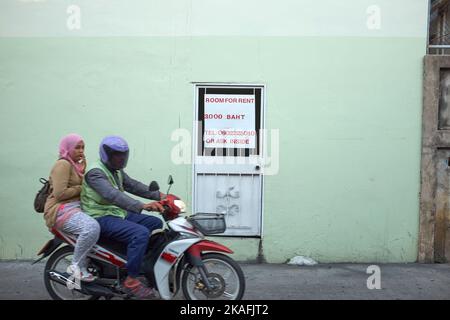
left=153, top=237, right=200, bottom=300
left=185, top=240, right=234, bottom=267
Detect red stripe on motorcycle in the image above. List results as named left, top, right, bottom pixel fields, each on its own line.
left=94, top=250, right=126, bottom=267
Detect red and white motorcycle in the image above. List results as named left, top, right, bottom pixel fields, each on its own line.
left=33, top=175, right=245, bottom=300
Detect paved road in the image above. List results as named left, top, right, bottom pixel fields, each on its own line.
left=0, top=261, right=449, bottom=300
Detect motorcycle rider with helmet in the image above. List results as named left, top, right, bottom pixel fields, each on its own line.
left=81, top=135, right=165, bottom=299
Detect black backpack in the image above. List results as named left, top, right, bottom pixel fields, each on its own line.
left=34, top=178, right=51, bottom=213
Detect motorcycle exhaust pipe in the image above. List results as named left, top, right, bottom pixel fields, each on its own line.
left=48, top=270, right=84, bottom=291
left=47, top=270, right=115, bottom=298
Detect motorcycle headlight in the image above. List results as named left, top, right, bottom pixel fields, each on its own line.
left=174, top=200, right=186, bottom=213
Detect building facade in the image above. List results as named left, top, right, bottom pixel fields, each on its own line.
left=0, top=0, right=429, bottom=262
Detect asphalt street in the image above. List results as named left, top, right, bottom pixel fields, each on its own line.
left=0, top=261, right=449, bottom=300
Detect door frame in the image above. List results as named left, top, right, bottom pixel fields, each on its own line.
left=191, top=82, right=266, bottom=238
left=419, top=55, right=450, bottom=262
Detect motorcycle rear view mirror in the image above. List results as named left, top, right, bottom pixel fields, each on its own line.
left=166, top=175, right=174, bottom=194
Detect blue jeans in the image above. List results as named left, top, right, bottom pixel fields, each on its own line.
left=96, top=212, right=163, bottom=277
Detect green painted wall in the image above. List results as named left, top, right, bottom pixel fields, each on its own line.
left=0, top=0, right=428, bottom=262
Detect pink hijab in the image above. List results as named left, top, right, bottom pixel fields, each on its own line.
left=59, top=133, right=85, bottom=177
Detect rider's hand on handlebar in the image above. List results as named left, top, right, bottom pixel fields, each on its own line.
left=142, top=202, right=164, bottom=213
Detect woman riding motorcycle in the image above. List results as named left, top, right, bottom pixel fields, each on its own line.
left=44, top=134, right=100, bottom=283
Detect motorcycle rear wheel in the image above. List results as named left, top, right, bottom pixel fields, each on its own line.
left=181, top=253, right=245, bottom=300
left=44, top=245, right=99, bottom=300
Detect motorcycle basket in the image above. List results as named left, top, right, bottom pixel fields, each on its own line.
left=187, top=213, right=226, bottom=235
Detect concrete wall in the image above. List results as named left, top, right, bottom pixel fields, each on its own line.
left=0, top=0, right=428, bottom=262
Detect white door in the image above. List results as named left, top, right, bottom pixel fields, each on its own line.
left=192, top=84, right=265, bottom=236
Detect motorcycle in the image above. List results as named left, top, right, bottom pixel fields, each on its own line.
left=33, top=175, right=245, bottom=300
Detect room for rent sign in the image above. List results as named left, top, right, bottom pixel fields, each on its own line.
left=204, top=94, right=256, bottom=149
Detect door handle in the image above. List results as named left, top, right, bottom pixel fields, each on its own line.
left=255, top=165, right=261, bottom=171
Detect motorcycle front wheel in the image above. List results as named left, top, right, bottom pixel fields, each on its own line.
left=181, top=253, right=245, bottom=300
